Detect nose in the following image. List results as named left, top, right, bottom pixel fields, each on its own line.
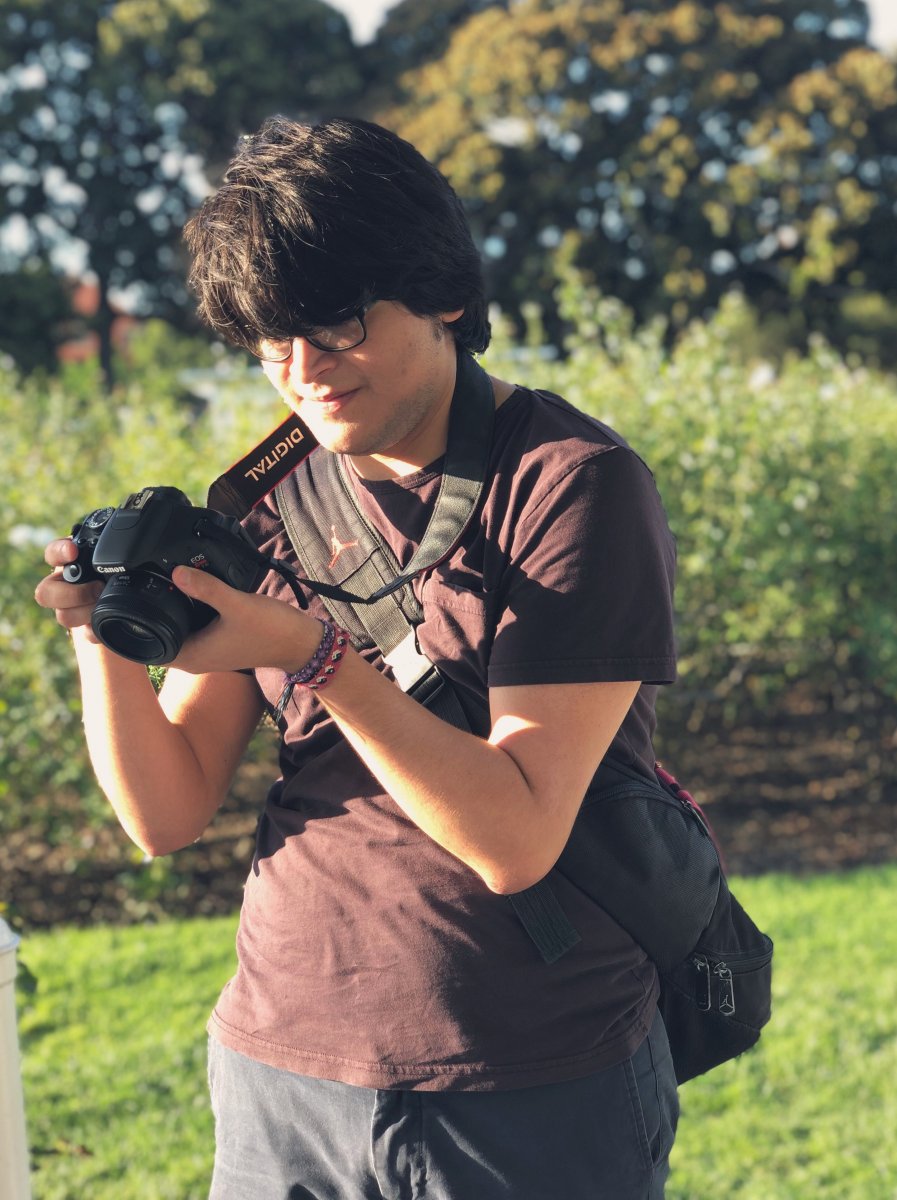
left=286, top=336, right=330, bottom=384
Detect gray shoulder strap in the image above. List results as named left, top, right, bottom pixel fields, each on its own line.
left=276, top=349, right=494, bottom=605
left=274, top=350, right=495, bottom=731
left=277, top=446, right=422, bottom=657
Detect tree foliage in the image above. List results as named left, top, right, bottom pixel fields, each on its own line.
left=361, top=0, right=508, bottom=110
left=0, top=262, right=71, bottom=372
left=0, top=0, right=363, bottom=382
left=0, top=1, right=205, bottom=382
left=4, top=0, right=896, bottom=375
left=383, top=0, right=897, bottom=348
left=100, top=0, right=363, bottom=163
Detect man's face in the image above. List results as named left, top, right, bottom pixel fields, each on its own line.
left=260, top=301, right=463, bottom=474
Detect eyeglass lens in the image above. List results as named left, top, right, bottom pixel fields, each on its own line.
left=256, top=313, right=366, bottom=360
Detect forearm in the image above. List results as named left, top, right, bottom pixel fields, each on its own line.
left=318, top=650, right=564, bottom=894
left=97, top=567, right=634, bottom=885
left=165, top=583, right=534, bottom=880
left=72, top=632, right=230, bottom=855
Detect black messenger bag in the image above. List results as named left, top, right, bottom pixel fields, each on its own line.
left=527, top=757, right=774, bottom=1083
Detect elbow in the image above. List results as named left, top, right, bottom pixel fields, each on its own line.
left=129, top=830, right=186, bottom=859
left=101, top=785, right=219, bottom=858
left=118, top=809, right=206, bottom=858
left=479, top=855, right=557, bottom=897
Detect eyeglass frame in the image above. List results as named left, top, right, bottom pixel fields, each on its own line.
left=250, top=303, right=374, bottom=362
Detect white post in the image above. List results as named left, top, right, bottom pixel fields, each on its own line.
left=0, top=918, right=31, bottom=1200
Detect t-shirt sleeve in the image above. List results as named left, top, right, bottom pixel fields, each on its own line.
left=488, top=445, right=677, bottom=687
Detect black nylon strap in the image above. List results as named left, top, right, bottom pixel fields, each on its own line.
left=277, top=446, right=422, bottom=652
left=379, top=348, right=495, bottom=592
left=276, top=452, right=472, bottom=731
left=507, top=884, right=583, bottom=964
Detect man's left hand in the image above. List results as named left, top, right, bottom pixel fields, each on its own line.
left=168, top=566, right=322, bottom=676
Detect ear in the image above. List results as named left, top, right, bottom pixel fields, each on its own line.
left=441, top=309, right=465, bottom=325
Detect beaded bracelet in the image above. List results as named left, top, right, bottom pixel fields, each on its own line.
left=273, top=621, right=351, bottom=720
left=286, top=619, right=336, bottom=687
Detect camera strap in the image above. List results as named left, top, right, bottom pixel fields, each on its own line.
left=208, top=350, right=494, bottom=718
left=207, top=412, right=319, bottom=519
left=276, top=349, right=493, bottom=601
left=209, top=350, right=493, bottom=603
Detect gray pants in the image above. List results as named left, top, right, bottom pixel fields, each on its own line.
left=207, top=1011, right=679, bottom=1200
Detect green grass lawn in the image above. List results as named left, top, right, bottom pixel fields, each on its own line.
left=14, top=865, right=897, bottom=1199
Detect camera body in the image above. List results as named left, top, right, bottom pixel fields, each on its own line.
left=64, top=486, right=268, bottom=665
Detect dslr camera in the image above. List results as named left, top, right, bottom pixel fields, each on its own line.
left=64, top=486, right=268, bottom=665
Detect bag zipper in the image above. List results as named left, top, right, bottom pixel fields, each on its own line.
left=692, top=942, right=772, bottom=1018
left=694, top=954, right=712, bottom=1011
left=693, top=955, right=735, bottom=1015
left=716, top=963, right=735, bottom=1016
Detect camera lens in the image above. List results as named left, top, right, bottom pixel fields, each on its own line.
left=94, top=614, right=172, bottom=664
left=91, top=573, right=195, bottom=665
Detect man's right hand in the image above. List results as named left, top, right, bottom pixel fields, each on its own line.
left=33, top=537, right=266, bottom=858
left=34, top=537, right=104, bottom=639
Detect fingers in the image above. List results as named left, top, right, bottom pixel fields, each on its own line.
left=171, top=565, right=233, bottom=605
left=35, top=536, right=102, bottom=631
left=56, top=596, right=103, bottom=632
left=34, top=572, right=102, bottom=618
left=167, top=570, right=313, bottom=675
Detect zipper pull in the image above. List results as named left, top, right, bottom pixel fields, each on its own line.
left=715, top=963, right=735, bottom=1017
left=694, top=955, right=711, bottom=1011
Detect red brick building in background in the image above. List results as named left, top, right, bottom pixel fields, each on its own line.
left=56, top=279, right=137, bottom=365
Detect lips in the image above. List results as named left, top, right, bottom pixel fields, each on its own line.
left=305, top=388, right=359, bottom=410
left=311, top=387, right=358, bottom=402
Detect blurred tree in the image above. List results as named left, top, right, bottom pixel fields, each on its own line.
left=0, top=261, right=71, bottom=374
left=0, top=2, right=203, bottom=386
left=0, top=0, right=363, bottom=386
left=743, top=46, right=897, bottom=337
left=101, top=0, right=363, bottom=164
left=361, top=0, right=508, bottom=110
left=383, top=0, right=896, bottom=350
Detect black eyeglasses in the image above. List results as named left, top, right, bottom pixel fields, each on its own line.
left=251, top=305, right=372, bottom=362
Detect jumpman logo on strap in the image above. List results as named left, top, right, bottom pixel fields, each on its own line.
left=327, top=525, right=360, bottom=570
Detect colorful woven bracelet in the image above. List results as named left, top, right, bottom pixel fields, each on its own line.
left=273, top=621, right=350, bottom=719
left=304, top=625, right=350, bottom=691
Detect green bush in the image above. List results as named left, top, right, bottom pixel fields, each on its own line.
left=485, top=283, right=897, bottom=718
left=0, top=355, right=281, bottom=836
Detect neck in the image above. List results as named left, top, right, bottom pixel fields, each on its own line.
left=349, top=352, right=459, bottom=482
left=350, top=394, right=452, bottom=480
left=346, top=358, right=515, bottom=483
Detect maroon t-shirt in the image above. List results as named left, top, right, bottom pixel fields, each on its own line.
left=208, top=384, right=677, bottom=1091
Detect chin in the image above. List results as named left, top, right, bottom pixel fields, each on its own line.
left=307, top=422, right=371, bottom=457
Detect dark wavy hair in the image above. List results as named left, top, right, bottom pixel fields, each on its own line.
left=184, top=116, right=490, bottom=355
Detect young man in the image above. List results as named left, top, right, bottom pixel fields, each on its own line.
left=36, top=117, right=679, bottom=1198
